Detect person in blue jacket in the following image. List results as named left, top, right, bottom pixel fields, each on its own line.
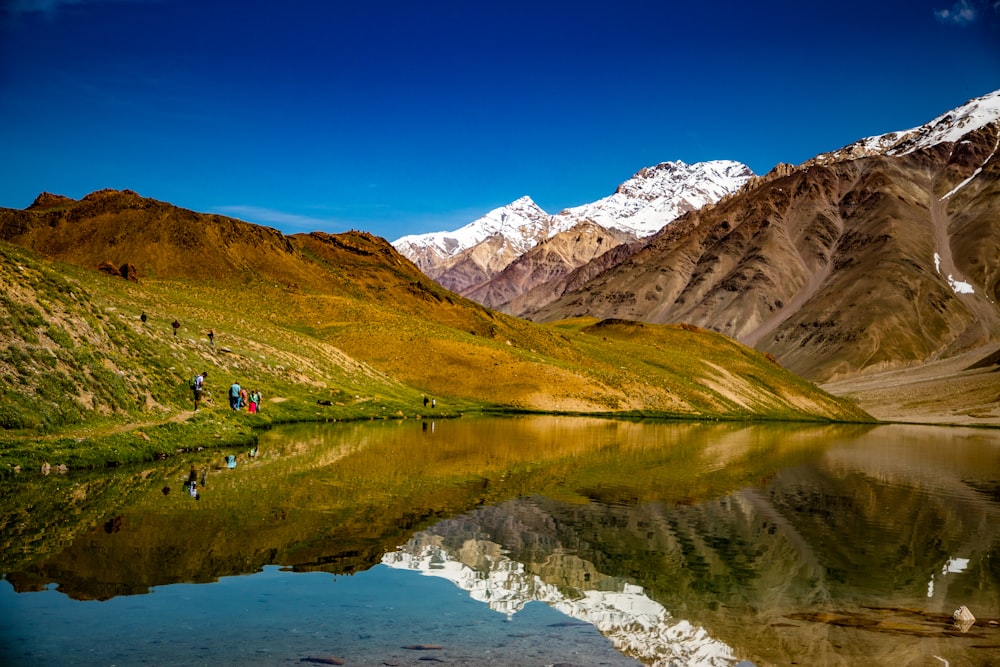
left=229, top=381, right=241, bottom=410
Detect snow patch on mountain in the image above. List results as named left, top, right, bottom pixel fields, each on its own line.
left=941, top=125, right=1000, bottom=200
left=935, top=252, right=975, bottom=294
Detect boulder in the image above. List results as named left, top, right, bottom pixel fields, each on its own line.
left=119, top=263, right=139, bottom=282
left=96, top=261, right=120, bottom=277
left=953, top=605, right=976, bottom=632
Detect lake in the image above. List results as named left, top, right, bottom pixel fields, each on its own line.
left=2, top=416, right=999, bottom=666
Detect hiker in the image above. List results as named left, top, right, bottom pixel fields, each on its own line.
left=423, top=396, right=428, bottom=407
left=431, top=398, right=436, bottom=408
left=192, top=371, right=207, bottom=411
left=140, top=312, right=147, bottom=323
left=239, top=386, right=249, bottom=410
left=229, top=381, right=241, bottom=410
left=207, top=329, right=215, bottom=346
left=172, top=319, right=180, bottom=336
left=249, top=389, right=261, bottom=414
left=185, top=467, right=199, bottom=499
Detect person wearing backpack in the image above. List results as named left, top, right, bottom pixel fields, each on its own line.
left=191, top=371, right=207, bottom=412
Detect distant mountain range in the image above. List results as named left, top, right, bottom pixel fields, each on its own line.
left=392, top=160, right=753, bottom=299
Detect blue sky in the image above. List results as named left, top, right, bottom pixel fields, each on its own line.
left=1, top=1, right=998, bottom=240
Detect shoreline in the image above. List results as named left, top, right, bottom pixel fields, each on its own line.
left=821, top=344, right=1000, bottom=429
left=8, top=345, right=1000, bottom=477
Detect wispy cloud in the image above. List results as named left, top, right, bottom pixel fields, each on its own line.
left=5, top=0, right=159, bottom=19
left=212, top=205, right=345, bottom=234
left=7, top=0, right=82, bottom=14
left=934, top=0, right=980, bottom=25
left=214, top=203, right=488, bottom=240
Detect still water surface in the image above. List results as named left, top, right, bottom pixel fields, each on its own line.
left=2, top=417, right=999, bottom=666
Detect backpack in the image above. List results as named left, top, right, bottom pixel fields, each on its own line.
left=190, top=375, right=202, bottom=390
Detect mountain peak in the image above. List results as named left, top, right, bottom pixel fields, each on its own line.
left=812, top=88, right=1000, bottom=164
left=391, top=196, right=552, bottom=273
left=27, top=192, right=76, bottom=210
left=392, top=159, right=752, bottom=278
left=560, top=159, right=753, bottom=236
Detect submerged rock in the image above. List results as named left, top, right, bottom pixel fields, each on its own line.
left=300, top=656, right=344, bottom=665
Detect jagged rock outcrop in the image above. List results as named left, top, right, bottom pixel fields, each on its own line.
left=27, top=192, right=75, bottom=210
left=95, top=260, right=139, bottom=282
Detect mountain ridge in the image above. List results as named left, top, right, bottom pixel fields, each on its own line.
left=394, top=159, right=753, bottom=306
left=527, top=89, right=1000, bottom=390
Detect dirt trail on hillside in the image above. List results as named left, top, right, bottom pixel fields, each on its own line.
left=822, top=344, right=1000, bottom=426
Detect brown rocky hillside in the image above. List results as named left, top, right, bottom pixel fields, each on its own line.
left=425, top=232, right=523, bottom=294
left=0, top=189, right=516, bottom=341
left=2, top=189, right=313, bottom=285
left=466, top=221, right=636, bottom=313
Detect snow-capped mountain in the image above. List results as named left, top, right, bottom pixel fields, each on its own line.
left=393, top=195, right=555, bottom=274
left=383, top=525, right=739, bottom=667
left=553, top=159, right=753, bottom=237
left=392, top=159, right=753, bottom=278
left=811, top=88, right=1000, bottom=163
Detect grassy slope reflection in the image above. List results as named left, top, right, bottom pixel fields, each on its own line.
left=3, top=418, right=853, bottom=600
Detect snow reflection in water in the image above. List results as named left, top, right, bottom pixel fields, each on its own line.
left=384, top=525, right=739, bottom=666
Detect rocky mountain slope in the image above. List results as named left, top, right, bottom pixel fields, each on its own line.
left=464, top=221, right=637, bottom=312
left=392, top=160, right=753, bottom=301
left=528, top=89, right=1000, bottom=386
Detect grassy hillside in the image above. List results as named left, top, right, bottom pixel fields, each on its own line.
left=0, top=192, right=872, bottom=473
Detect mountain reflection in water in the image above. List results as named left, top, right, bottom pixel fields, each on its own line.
left=383, top=505, right=739, bottom=666
left=2, top=417, right=1000, bottom=666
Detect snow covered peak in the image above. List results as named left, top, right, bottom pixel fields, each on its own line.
left=813, top=88, right=1000, bottom=163
left=391, top=159, right=753, bottom=265
left=383, top=532, right=739, bottom=666
left=554, top=159, right=753, bottom=237
left=393, top=195, right=551, bottom=263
